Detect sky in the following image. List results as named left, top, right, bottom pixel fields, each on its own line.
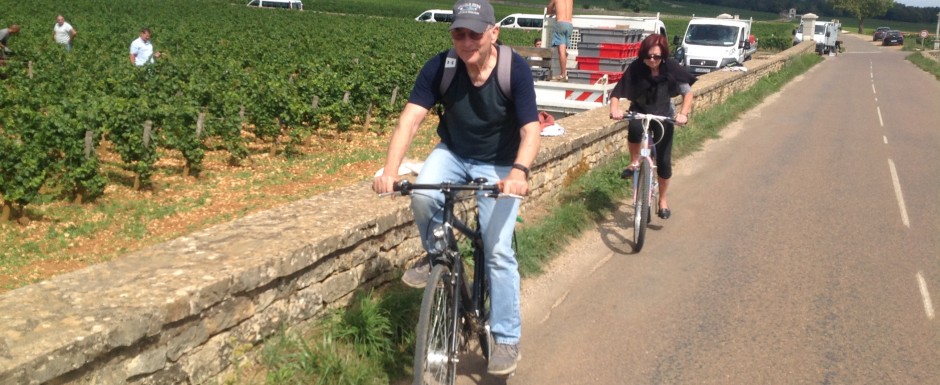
left=895, top=0, right=940, bottom=8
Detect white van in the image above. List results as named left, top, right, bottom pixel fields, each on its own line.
left=246, top=0, right=303, bottom=10
left=415, top=9, right=454, bottom=23
left=793, top=19, right=840, bottom=55
left=677, top=15, right=756, bottom=74
left=499, top=13, right=544, bottom=30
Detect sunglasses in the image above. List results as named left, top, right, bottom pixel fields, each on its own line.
left=450, top=28, right=490, bottom=41
left=644, top=54, right=663, bottom=60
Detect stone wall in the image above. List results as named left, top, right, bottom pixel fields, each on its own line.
left=0, top=42, right=815, bottom=385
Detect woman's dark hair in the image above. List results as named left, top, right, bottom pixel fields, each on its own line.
left=637, top=34, right=669, bottom=62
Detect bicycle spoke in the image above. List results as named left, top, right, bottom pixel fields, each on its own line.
left=415, top=265, right=457, bottom=385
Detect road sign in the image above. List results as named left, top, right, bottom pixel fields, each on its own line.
left=921, top=30, right=929, bottom=38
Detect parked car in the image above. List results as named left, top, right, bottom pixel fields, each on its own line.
left=415, top=9, right=453, bottom=23
left=882, top=30, right=904, bottom=46
left=498, top=13, right=544, bottom=30
left=872, top=27, right=890, bottom=41
left=246, top=0, right=302, bottom=10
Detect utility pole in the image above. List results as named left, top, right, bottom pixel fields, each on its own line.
left=935, top=12, right=939, bottom=50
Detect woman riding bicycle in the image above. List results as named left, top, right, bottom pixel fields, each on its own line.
left=609, top=34, right=696, bottom=220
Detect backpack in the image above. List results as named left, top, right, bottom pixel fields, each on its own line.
left=439, top=44, right=514, bottom=100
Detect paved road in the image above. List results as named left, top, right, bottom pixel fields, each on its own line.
left=452, top=33, right=940, bottom=384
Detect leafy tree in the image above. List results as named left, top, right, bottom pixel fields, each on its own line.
left=830, top=0, right=895, bottom=33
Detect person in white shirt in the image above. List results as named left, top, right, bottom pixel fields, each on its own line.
left=53, top=15, right=77, bottom=51
left=129, top=28, right=160, bottom=66
left=0, top=24, right=20, bottom=56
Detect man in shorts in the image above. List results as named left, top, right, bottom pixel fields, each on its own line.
left=547, top=0, right=572, bottom=80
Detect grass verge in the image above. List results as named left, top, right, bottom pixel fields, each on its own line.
left=907, top=51, right=940, bottom=81
left=225, top=287, right=422, bottom=385
left=242, top=52, right=824, bottom=385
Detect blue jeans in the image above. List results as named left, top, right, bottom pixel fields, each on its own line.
left=411, top=144, right=522, bottom=344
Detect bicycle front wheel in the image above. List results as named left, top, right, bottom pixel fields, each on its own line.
left=633, top=160, right=652, bottom=252
left=413, top=264, right=458, bottom=385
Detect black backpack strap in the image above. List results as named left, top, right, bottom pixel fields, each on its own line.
left=496, top=44, right=513, bottom=100
left=439, top=48, right=459, bottom=97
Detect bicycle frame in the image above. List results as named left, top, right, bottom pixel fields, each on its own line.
left=396, top=179, right=501, bottom=384
left=433, top=186, right=489, bottom=352
left=632, top=118, right=659, bottom=209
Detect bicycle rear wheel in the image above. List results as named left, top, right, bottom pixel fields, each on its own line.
left=414, top=264, right=458, bottom=385
left=633, top=160, right=652, bottom=252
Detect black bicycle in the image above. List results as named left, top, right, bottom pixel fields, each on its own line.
left=394, top=178, right=519, bottom=385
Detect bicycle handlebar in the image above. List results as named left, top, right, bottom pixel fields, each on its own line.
left=390, top=179, right=522, bottom=200
left=623, top=111, right=676, bottom=124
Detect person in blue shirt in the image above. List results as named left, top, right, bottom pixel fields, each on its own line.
left=372, top=0, right=539, bottom=375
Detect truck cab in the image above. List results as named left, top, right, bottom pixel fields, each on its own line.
left=676, top=14, right=755, bottom=74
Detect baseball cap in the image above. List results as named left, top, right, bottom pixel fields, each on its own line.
left=450, top=0, right=495, bottom=34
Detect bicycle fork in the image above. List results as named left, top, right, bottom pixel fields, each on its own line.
left=631, top=144, right=658, bottom=208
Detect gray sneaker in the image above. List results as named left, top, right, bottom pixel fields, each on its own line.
left=487, top=343, right=521, bottom=375
left=401, top=257, right=431, bottom=289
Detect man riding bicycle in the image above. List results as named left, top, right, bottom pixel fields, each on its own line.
left=371, top=0, right=540, bottom=375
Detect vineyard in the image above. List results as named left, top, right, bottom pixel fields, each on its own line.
left=0, top=0, right=542, bottom=220
left=0, top=0, right=791, bottom=289
left=0, top=0, right=544, bottom=289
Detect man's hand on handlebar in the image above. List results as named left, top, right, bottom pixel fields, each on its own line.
left=498, top=172, right=529, bottom=197
left=372, top=173, right=398, bottom=195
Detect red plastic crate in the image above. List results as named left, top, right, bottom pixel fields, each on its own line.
left=578, top=42, right=633, bottom=59
left=575, top=56, right=633, bottom=72
left=567, top=70, right=623, bottom=85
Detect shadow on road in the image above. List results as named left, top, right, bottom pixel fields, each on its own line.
left=597, top=205, right=664, bottom=254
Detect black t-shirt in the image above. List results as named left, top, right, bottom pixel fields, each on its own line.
left=611, top=59, right=696, bottom=115
left=408, top=49, right=539, bottom=164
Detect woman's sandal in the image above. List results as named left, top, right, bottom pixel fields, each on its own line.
left=657, top=208, right=671, bottom=220
left=620, top=162, right=640, bottom=179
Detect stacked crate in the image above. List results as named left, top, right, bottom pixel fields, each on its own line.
left=568, top=28, right=643, bottom=85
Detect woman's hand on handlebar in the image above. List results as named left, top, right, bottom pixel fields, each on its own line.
left=610, top=109, right=624, bottom=120
left=674, top=113, right=689, bottom=125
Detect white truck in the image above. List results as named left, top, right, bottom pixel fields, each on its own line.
left=675, top=14, right=756, bottom=74
left=793, top=19, right=840, bottom=55
left=534, top=13, right=667, bottom=115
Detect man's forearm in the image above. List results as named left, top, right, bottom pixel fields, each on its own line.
left=514, top=121, right=541, bottom=168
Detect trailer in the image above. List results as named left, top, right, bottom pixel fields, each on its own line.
left=534, top=13, right=667, bottom=114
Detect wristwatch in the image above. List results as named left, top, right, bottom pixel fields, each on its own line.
left=511, top=163, right=530, bottom=179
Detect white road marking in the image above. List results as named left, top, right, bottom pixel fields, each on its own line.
left=872, top=84, right=877, bottom=94
left=883, top=136, right=888, bottom=144
left=917, top=272, right=935, bottom=320
left=888, top=159, right=911, bottom=228
left=590, top=252, right=614, bottom=274
left=877, top=107, right=884, bottom=127
left=540, top=290, right=571, bottom=324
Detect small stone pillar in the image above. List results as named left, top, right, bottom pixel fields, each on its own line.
left=802, top=13, right=817, bottom=42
